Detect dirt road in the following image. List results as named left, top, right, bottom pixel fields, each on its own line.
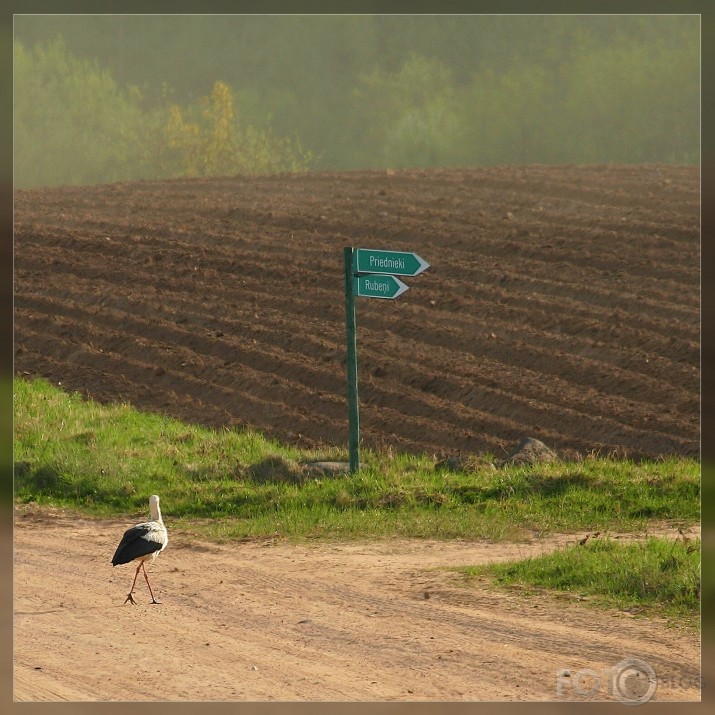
left=13, top=506, right=700, bottom=702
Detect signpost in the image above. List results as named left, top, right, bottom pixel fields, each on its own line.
left=355, top=248, right=430, bottom=277
left=355, top=274, right=409, bottom=300
left=343, top=246, right=430, bottom=473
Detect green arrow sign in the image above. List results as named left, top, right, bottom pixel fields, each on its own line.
left=355, top=248, right=430, bottom=276
left=355, top=274, right=409, bottom=299
left=343, top=246, right=430, bottom=473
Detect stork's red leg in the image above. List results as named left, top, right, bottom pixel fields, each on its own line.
left=124, top=562, right=142, bottom=604
left=141, top=561, right=161, bottom=604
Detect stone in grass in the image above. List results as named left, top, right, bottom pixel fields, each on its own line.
left=434, top=454, right=496, bottom=473
left=247, top=455, right=306, bottom=485
left=301, top=461, right=351, bottom=477
left=497, top=437, right=557, bottom=468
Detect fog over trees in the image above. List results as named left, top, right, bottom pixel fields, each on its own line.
left=14, top=14, right=699, bottom=187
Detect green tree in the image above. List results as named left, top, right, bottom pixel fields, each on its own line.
left=14, top=39, right=316, bottom=187
left=557, top=30, right=699, bottom=163
left=14, top=37, right=146, bottom=187
left=457, top=64, right=556, bottom=166
left=147, top=80, right=315, bottom=179
left=13, top=16, right=699, bottom=177
left=350, top=54, right=461, bottom=168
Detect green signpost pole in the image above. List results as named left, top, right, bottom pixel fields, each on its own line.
left=343, top=245, right=429, bottom=473
left=343, top=247, right=360, bottom=473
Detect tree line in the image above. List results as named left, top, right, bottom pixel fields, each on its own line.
left=14, top=15, right=699, bottom=188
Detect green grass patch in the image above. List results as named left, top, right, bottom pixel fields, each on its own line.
left=13, top=377, right=700, bottom=541
left=456, top=536, right=700, bottom=630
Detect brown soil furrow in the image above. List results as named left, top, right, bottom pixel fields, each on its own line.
left=14, top=165, right=699, bottom=460
left=17, top=213, right=696, bottom=320
left=358, top=371, right=694, bottom=458
left=429, top=262, right=697, bottom=323
left=16, top=302, right=696, bottom=459
left=19, top=286, right=692, bottom=442
left=357, top=335, right=697, bottom=444
left=15, top=261, right=697, bottom=398
left=9, top=317, right=524, bottom=457
left=356, top=312, right=696, bottom=412
left=13, top=311, right=501, bottom=456
left=17, top=252, right=697, bottom=383
left=15, top=297, right=349, bottom=398
left=358, top=296, right=698, bottom=374
left=16, top=242, right=698, bottom=386
left=15, top=338, right=337, bottom=445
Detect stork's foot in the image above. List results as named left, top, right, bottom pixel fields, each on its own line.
left=149, top=597, right=161, bottom=605
left=124, top=592, right=137, bottom=605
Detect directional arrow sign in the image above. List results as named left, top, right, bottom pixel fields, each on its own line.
left=355, top=248, right=430, bottom=277
left=355, top=274, right=409, bottom=299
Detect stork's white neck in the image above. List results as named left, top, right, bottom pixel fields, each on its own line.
left=149, top=496, right=163, bottom=523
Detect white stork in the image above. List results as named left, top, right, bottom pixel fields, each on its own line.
left=111, top=495, right=168, bottom=605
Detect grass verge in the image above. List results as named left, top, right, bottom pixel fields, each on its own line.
left=454, top=536, right=701, bottom=630
left=13, top=377, right=700, bottom=542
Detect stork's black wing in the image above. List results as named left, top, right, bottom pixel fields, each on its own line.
left=111, top=521, right=164, bottom=565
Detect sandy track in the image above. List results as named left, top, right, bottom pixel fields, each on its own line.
left=13, top=507, right=700, bottom=702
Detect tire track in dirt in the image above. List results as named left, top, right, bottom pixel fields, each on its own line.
left=14, top=165, right=699, bottom=459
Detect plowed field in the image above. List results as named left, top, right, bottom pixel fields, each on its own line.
left=14, top=165, right=700, bottom=460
